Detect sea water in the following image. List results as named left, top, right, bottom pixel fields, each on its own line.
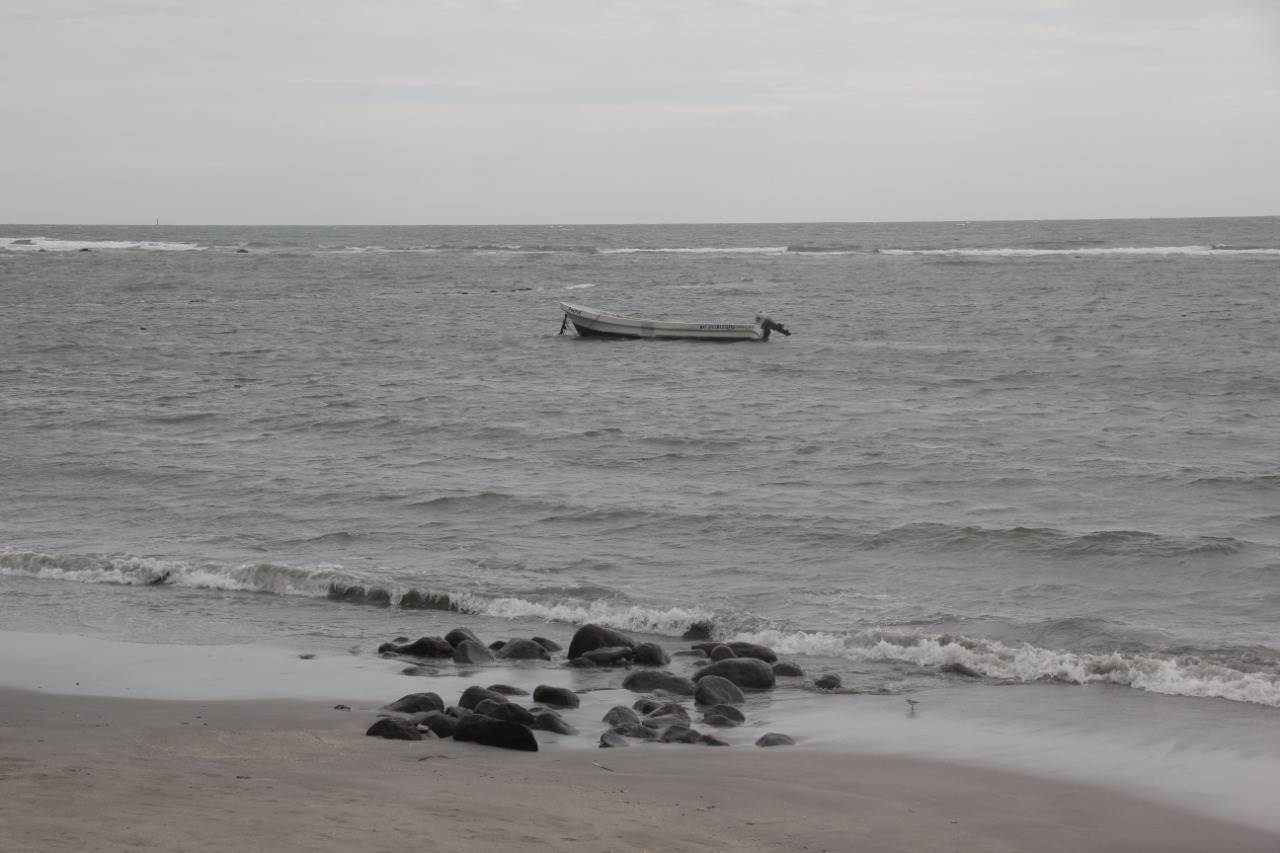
left=2, top=219, right=1278, bottom=756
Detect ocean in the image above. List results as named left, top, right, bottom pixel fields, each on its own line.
left=1, top=218, right=1278, bottom=713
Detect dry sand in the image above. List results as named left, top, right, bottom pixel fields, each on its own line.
left=1, top=687, right=1274, bottom=853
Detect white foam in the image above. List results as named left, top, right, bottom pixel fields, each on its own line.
left=0, top=237, right=202, bottom=252
left=563, top=283, right=596, bottom=289
left=879, top=245, right=1280, bottom=257
left=599, top=246, right=790, bottom=255
left=732, top=628, right=1280, bottom=707
left=454, top=592, right=713, bottom=637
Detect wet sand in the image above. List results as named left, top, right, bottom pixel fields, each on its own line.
left=1, top=687, right=1275, bottom=853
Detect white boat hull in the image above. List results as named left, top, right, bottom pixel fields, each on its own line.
left=558, top=302, right=772, bottom=342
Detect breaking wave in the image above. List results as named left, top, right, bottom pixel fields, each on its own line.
left=0, top=236, right=202, bottom=252
left=732, top=628, right=1280, bottom=708
left=877, top=245, right=1280, bottom=257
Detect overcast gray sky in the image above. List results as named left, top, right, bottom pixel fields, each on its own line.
left=2, top=0, right=1277, bottom=224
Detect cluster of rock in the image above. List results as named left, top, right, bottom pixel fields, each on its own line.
left=366, top=623, right=828, bottom=751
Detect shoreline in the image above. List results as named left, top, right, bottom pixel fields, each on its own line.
left=3, top=687, right=1277, bottom=853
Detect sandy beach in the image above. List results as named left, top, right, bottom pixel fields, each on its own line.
left=2, top=687, right=1275, bottom=853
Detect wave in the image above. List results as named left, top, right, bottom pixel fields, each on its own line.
left=732, top=628, right=1280, bottom=707
left=0, top=236, right=202, bottom=252
left=599, top=246, right=789, bottom=255
left=852, top=523, right=1246, bottom=558
left=878, top=245, right=1280, bottom=257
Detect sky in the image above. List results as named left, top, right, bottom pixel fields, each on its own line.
left=2, top=0, right=1277, bottom=224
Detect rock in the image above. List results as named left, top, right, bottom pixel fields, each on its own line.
left=565, top=657, right=598, bottom=669
left=599, top=731, right=628, bottom=748
left=379, top=636, right=453, bottom=658
left=941, top=662, right=982, bottom=678
left=531, top=685, right=579, bottom=708
left=487, top=684, right=528, bottom=696
left=397, top=590, right=455, bottom=610
left=755, top=733, right=796, bottom=748
left=453, top=640, right=494, bottom=664
left=694, top=675, right=745, bottom=707
left=709, top=645, right=736, bottom=661
left=727, top=642, right=778, bottom=663
left=645, top=702, right=690, bottom=720
left=445, top=627, right=483, bottom=648
left=452, top=716, right=538, bottom=751
left=496, top=638, right=552, bottom=661
left=632, top=698, right=662, bottom=715
left=235, top=248, right=249, bottom=253
left=602, top=705, right=641, bottom=728
left=814, top=674, right=842, bottom=690
left=773, top=662, right=805, bottom=677
left=380, top=692, right=445, bottom=714
left=365, top=717, right=423, bottom=740
left=298, top=653, right=315, bottom=660
left=621, top=670, right=696, bottom=696
left=673, top=649, right=708, bottom=658
left=418, top=711, right=458, bottom=738
left=701, top=733, right=731, bottom=746
left=631, top=642, right=670, bottom=667
left=458, top=685, right=509, bottom=710
left=531, top=636, right=562, bottom=653
left=489, top=640, right=507, bottom=651
left=581, top=645, right=634, bottom=667
left=475, top=700, right=536, bottom=726
left=681, top=622, right=715, bottom=641
left=444, top=706, right=470, bottom=719
left=333, top=704, right=351, bottom=711
left=567, top=624, right=636, bottom=659
left=611, top=723, right=656, bottom=740
left=531, top=711, right=576, bottom=735
left=693, top=658, right=776, bottom=690
left=400, top=665, right=440, bottom=677
left=701, top=704, right=745, bottom=727
left=659, top=725, right=704, bottom=744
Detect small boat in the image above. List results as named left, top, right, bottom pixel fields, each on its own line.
left=557, top=302, right=791, bottom=342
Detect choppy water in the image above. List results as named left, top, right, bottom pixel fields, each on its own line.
left=2, top=218, right=1278, bottom=707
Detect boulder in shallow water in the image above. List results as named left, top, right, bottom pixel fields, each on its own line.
left=709, top=644, right=736, bottom=661
left=701, top=733, right=730, bottom=746
left=681, top=622, right=715, bottom=641
left=611, top=722, right=656, bottom=740
left=487, top=684, right=528, bottom=696
left=531, top=711, right=576, bottom=735
left=445, top=627, right=483, bottom=648
left=659, top=725, right=704, bottom=744
left=693, top=658, right=776, bottom=690
left=531, top=685, right=579, bottom=708
left=727, top=641, right=778, bottom=663
left=621, top=670, right=695, bottom=696
left=380, top=692, right=445, bottom=714
left=475, top=700, right=536, bottom=726
left=602, top=705, right=641, bottom=728
left=581, top=645, right=635, bottom=667
left=452, top=715, right=538, bottom=751
left=772, top=661, right=805, bottom=677
left=458, top=685, right=509, bottom=710
left=496, top=638, right=552, bottom=661
left=453, top=639, right=495, bottom=664
left=366, top=717, right=423, bottom=740
left=631, top=642, right=670, bottom=667
left=813, top=674, right=842, bottom=690
left=531, top=636, right=562, bottom=653
left=632, top=698, right=662, bottom=715
left=694, top=675, right=745, bottom=707
left=380, top=636, right=453, bottom=658
left=755, top=733, right=796, bottom=748
left=701, top=704, right=745, bottom=727
left=567, top=624, right=636, bottom=659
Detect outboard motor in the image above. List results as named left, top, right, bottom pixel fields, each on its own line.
left=755, top=313, right=791, bottom=341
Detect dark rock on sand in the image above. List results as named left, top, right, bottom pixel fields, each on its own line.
left=645, top=702, right=690, bottom=721
left=694, top=675, right=745, bottom=707
left=755, top=733, right=796, bottom=747
left=445, top=627, right=483, bottom=648
left=496, top=638, right=552, bottom=661
left=531, top=711, right=576, bottom=735
left=632, top=698, right=662, bottom=715
left=599, top=731, right=628, bottom=748
left=381, top=692, right=445, bottom=714
left=814, top=674, right=842, bottom=690
left=458, top=685, right=509, bottom=710
left=621, top=670, right=696, bottom=696
left=773, top=662, right=805, bottom=677
left=701, top=733, right=731, bottom=746
left=941, top=662, right=982, bottom=678
left=366, top=717, right=423, bottom=740
left=701, top=704, right=746, bottom=727
left=452, top=716, right=538, bottom=751
left=567, top=624, right=636, bottom=659
left=602, top=705, right=641, bottom=728
left=694, top=658, right=776, bottom=690
left=659, top=725, right=704, bottom=744
left=611, top=723, right=656, bottom=740
left=631, top=642, right=670, bottom=667
left=453, top=640, right=495, bottom=664
left=487, top=684, right=528, bottom=696
left=380, top=636, right=454, bottom=658
left=580, top=645, right=634, bottom=667
left=489, top=640, right=507, bottom=651
left=709, top=644, right=736, bottom=661
left=531, top=636, right=562, bottom=653
left=475, top=700, right=536, bottom=726
left=418, top=711, right=459, bottom=738
left=531, top=685, right=579, bottom=708
left=400, top=665, right=440, bottom=677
